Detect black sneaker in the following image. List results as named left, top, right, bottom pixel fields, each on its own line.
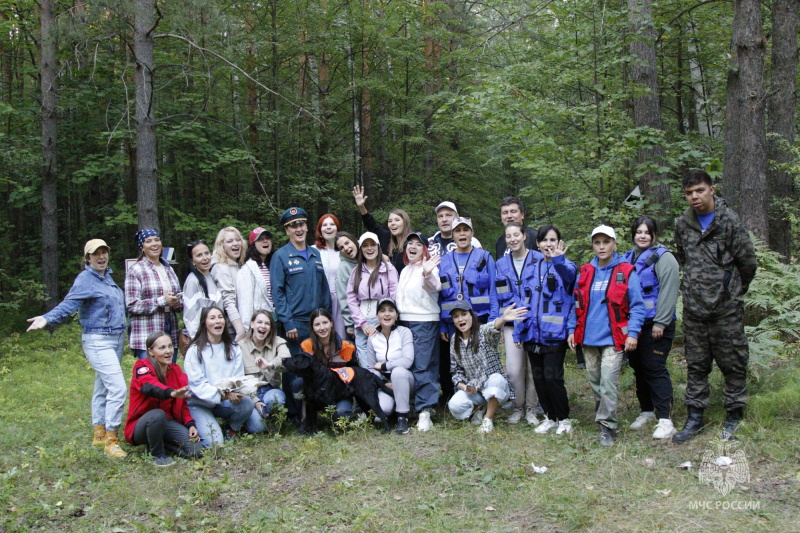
left=396, top=416, right=410, bottom=435
left=599, top=425, right=615, bottom=447
left=154, top=455, right=175, bottom=467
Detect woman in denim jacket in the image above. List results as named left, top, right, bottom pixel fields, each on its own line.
left=27, top=239, right=128, bottom=459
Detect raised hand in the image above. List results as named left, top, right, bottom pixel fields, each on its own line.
left=352, top=185, right=368, bottom=208
left=422, top=253, right=441, bottom=275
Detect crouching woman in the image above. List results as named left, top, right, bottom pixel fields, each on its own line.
left=447, top=301, right=527, bottom=434
left=184, top=305, right=257, bottom=446
left=125, top=331, right=203, bottom=466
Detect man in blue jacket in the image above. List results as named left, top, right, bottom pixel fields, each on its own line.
left=270, top=207, right=332, bottom=422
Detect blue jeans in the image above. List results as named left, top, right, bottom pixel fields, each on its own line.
left=81, top=332, right=126, bottom=431
left=244, top=386, right=287, bottom=433
left=354, top=316, right=380, bottom=364
left=188, top=397, right=255, bottom=447
left=401, top=320, right=440, bottom=413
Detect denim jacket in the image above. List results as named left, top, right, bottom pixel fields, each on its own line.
left=43, top=265, right=126, bottom=334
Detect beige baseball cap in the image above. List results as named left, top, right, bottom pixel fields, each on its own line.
left=84, top=239, right=110, bottom=255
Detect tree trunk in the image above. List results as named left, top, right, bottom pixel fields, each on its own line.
left=723, top=0, right=768, bottom=242
left=628, top=0, right=671, bottom=214
left=766, top=0, right=798, bottom=260
left=40, top=0, right=59, bottom=312
left=134, top=0, right=160, bottom=230
left=687, top=22, right=720, bottom=137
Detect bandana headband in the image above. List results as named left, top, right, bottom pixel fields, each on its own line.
left=135, top=228, right=160, bottom=250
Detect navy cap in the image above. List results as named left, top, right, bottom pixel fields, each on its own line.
left=448, top=300, right=473, bottom=315
left=405, top=231, right=429, bottom=248
left=280, top=207, right=308, bottom=227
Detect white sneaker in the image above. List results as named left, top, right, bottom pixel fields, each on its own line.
left=508, top=408, right=523, bottom=424
left=525, top=409, right=540, bottom=425
left=470, top=408, right=485, bottom=426
left=652, top=418, right=676, bottom=439
left=479, top=417, right=494, bottom=434
left=535, top=418, right=557, bottom=434
left=556, top=419, right=573, bottom=435
left=417, top=410, right=433, bottom=432
left=629, top=411, right=656, bottom=429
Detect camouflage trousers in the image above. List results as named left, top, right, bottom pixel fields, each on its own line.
left=683, top=308, right=749, bottom=410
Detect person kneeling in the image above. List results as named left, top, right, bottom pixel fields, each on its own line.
left=125, top=331, right=203, bottom=466
left=447, top=301, right=526, bottom=434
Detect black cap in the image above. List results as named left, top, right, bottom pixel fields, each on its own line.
left=405, top=231, right=429, bottom=248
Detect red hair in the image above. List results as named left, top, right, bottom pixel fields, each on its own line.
left=403, top=242, right=431, bottom=265
left=315, top=214, right=342, bottom=249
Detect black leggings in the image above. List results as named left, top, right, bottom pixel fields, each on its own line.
left=527, top=343, right=570, bottom=422
left=627, top=321, right=675, bottom=419
left=132, top=409, right=203, bottom=458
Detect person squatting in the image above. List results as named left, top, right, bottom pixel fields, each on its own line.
left=26, top=170, right=756, bottom=465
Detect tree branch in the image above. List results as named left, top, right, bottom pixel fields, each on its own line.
left=154, top=33, right=322, bottom=124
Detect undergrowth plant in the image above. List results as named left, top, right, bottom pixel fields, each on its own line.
left=744, top=239, right=800, bottom=376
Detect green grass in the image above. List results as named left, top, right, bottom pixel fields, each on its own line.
left=1, top=324, right=799, bottom=532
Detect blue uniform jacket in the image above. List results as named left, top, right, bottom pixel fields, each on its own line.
left=42, top=265, right=126, bottom=334
left=513, top=254, right=577, bottom=345
left=438, top=247, right=498, bottom=332
left=270, top=243, right=332, bottom=333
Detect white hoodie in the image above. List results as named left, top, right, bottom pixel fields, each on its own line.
left=397, top=262, right=441, bottom=322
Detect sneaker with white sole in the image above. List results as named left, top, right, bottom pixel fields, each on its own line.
left=525, top=409, right=540, bottom=425
left=535, top=418, right=557, bottom=434
left=417, top=410, right=433, bottom=432
left=154, top=455, right=175, bottom=467
left=470, top=408, right=485, bottom=426
left=629, top=411, right=656, bottom=429
left=556, top=419, right=573, bottom=435
left=508, top=408, right=523, bottom=424
left=478, top=417, right=494, bottom=434
left=652, top=418, right=676, bottom=439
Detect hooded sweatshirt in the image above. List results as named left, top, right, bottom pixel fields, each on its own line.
left=568, top=253, right=646, bottom=347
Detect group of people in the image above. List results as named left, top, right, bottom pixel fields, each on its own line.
left=26, top=169, right=757, bottom=465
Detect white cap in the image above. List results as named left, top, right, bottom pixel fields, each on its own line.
left=452, top=217, right=473, bottom=231
left=435, top=201, right=458, bottom=214
left=591, top=225, right=617, bottom=240
left=358, top=232, right=380, bottom=247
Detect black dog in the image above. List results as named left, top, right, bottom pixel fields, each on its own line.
left=282, top=352, right=394, bottom=434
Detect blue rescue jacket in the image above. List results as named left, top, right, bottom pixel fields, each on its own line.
left=623, top=246, right=670, bottom=321
left=438, top=247, right=498, bottom=331
left=270, top=243, right=332, bottom=333
left=513, top=254, right=577, bottom=345
left=495, top=250, right=544, bottom=315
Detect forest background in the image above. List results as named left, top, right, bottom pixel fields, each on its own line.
left=0, top=0, right=798, bottom=321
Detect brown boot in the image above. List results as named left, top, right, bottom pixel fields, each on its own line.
left=92, top=425, right=106, bottom=447
left=104, top=430, right=127, bottom=458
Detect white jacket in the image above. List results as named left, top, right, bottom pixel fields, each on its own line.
left=236, top=259, right=274, bottom=331
left=397, top=262, right=441, bottom=322
left=362, top=325, right=415, bottom=377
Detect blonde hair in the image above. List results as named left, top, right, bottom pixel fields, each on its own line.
left=212, top=226, right=245, bottom=266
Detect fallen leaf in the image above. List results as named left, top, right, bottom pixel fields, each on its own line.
left=678, top=461, right=693, bottom=470
left=645, top=458, right=656, bottom=468
left=656, top=489, right=671, bottom=496
left=485, top=506, right=496, bottom=512
left=394, top=495, right=401, bottom=501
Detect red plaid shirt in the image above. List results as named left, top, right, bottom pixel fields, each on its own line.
left=125, top=258, right=183, bottom=350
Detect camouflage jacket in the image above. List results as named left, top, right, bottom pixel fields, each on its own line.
left=674, top=197, right=757, bottom=319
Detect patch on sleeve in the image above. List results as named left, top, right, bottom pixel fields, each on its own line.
left=137, top=366, right=151, bottom=375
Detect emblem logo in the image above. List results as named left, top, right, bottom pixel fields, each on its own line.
left=699, top=443, right=750, bottom=496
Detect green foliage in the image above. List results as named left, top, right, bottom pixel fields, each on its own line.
left=744, top=239, right=800, bottom=374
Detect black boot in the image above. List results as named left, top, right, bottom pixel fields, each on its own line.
left=720, top=408, right=744, bottom=441
left=672, top=407, right=705, bottom=443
